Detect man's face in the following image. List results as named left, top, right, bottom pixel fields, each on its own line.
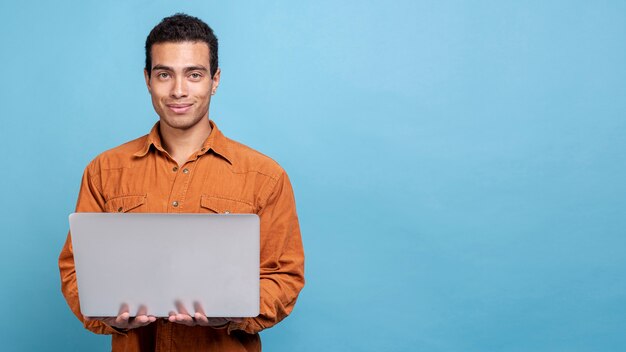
left=144, top=41, right=220, bottom=131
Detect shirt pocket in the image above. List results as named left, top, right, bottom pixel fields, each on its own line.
left=104, top=195, right=147, bottom=213
left=200, top=195, right=256, bottom=214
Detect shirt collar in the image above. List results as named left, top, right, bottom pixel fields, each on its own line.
left=133, top=120, right=233, bottom=164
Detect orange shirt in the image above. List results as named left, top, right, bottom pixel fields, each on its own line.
left=59, top=121, right=305, bottom=351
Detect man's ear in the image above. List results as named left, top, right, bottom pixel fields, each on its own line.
left=144, top=69, right=151, bottom=93
left=211, top=68, right=221, bottom=95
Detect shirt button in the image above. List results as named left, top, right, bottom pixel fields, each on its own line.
left=183, top=168, right=189, bottom=174
left=172, top=166, right=178, bottom=172
left=201, top=148, right=206, bottom=151
left=172, top=201, right=179, bottom=207
left=117, top=207, right=123, bottom=212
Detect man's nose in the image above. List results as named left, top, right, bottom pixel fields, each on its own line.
left=171, top=77, right=188, bottom=98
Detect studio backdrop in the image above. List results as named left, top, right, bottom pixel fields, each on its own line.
left=0, top=1, right=625, bottom=351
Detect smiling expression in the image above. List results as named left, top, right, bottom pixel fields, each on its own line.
left=144, top=41, right=220, bottom=131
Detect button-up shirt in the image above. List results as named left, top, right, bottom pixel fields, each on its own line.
left=59, top=120, right=305, bottom=351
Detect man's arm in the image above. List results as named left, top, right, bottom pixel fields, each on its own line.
left=59, top=163, right=116, bottom=334
left=228, top=170, right=305, bottom=334
left=58, top=163, right=154, bottom=334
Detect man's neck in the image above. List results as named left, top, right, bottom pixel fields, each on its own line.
left=159, top=118, right=212, bottom=167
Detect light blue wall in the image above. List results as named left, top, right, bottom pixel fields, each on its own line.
left=1, top=1, right=625, bottom=351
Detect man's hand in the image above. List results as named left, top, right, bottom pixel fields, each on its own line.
left=168, top=301, right=243, bottom=328
left=85, top=304, right=156, bottom=331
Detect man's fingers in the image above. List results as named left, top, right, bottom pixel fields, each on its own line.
left=192, top=302, right=210, bottom=326
left=193, top=301, right=206, bottom=316
left=168, top=311, right=177, bottom=323
left=190, top=301, right=241, bottom=327
left=125, top=313, right=157, bottom=329
left=166, top=302, right=196, bottom=326
left=175, top=300, right=191, bottom=316
left=118, top=303, right=130, bottom=315
left=136, top=305, right=148, bottom=317
left=168, top=311, right=194, bottom=326
left=194, top=312, right=210, bottom=326
left=116, top=312, right=130, bottom=324
left=176, top=313, right=195, bottom=326
left=87, top=309, right=156, bottom=330
left=115, top=312, right=130, bottom=327
left=128, top=315, right=150, bottom=329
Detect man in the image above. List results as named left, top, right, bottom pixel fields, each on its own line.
left=59, top=13, right=305, bottom=351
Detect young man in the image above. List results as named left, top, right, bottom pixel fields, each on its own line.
left=59, top=13, right=305, bottom=351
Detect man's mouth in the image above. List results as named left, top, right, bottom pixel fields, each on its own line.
left=166, top=103, right=193, bottom=114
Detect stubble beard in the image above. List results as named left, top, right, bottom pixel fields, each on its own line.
left=160, top=113, right=206, bottom=131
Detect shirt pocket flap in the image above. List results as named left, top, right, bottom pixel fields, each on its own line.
left=200, top=195, right=255, bottom=214
left=104, top=195, right=146, bottom=213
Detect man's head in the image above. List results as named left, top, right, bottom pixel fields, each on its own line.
left=144, top=14, right=221, bottom=132
left=145, top=13, right=219, bottom=78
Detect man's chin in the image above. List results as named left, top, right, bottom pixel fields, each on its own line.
left=160, top=116, right=202, bottom=131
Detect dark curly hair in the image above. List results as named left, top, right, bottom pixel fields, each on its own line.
left=145, top=13, right=219, bottom=77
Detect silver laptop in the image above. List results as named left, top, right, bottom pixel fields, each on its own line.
left=69, top=213, right=259, bottom=317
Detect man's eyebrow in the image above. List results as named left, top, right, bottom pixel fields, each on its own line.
left=183, top=66, right=208, bottom=72
left=151, top=65, right=208, bottom=72
left=152, top=64, right=173, bottom=71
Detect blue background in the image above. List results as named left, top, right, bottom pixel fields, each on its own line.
left=1, top=1, right=625, bottom=351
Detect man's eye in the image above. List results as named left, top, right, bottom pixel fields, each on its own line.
left=157, top=72, right=169, bottom=79
left=190, top=73, right=202, bottom=79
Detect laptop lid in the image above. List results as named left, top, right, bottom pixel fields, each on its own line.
left=69, top=213, right=259, bottom=317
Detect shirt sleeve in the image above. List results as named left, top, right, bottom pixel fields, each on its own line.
left=58, top=162, right=121, bottom=335
left=228, top=170, right=305, bottom=334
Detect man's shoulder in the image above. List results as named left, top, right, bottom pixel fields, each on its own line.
left=222, top=135, right=285, bottom=181
left=84, top=134, right=148, bottom=174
